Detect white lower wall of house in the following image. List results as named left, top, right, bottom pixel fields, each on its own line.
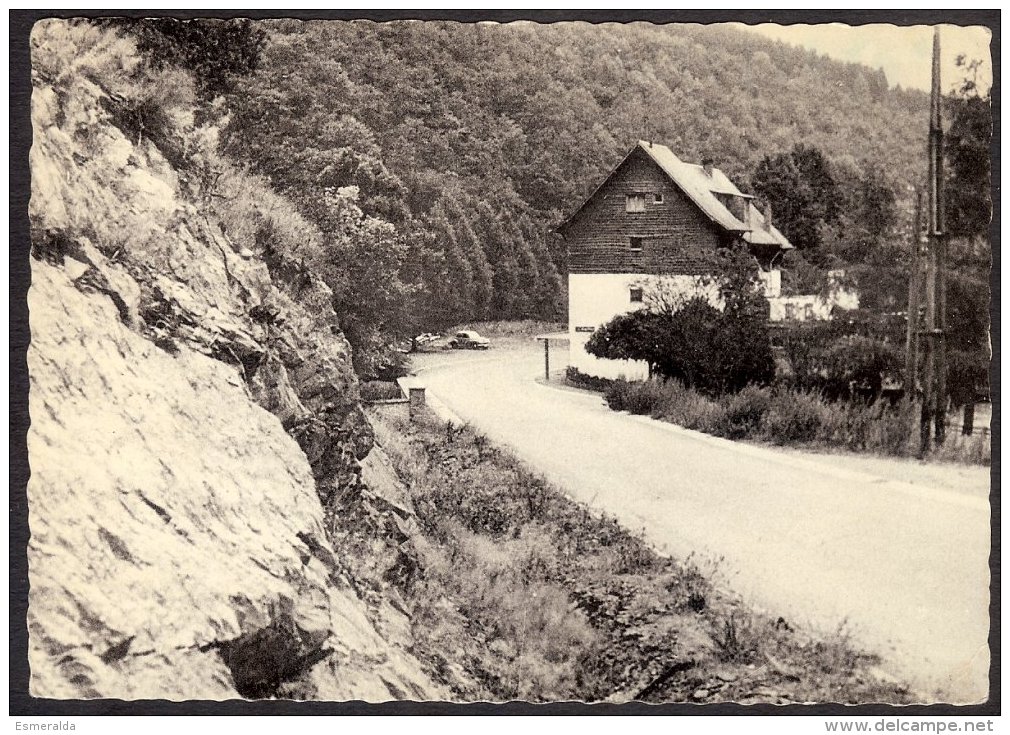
left=568, top=273, right=704, bottom=381
left=767, top=286, right=859, bottom=322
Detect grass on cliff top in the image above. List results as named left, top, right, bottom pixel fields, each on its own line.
left=366, top=405, right=911, bottom=704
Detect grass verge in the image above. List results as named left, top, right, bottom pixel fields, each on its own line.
left=601, top=377, right=990, bottom=466
left=364, top=404, right=911, bottom=704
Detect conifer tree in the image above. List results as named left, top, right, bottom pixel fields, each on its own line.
left=520, top=213, right=564, bottom=319
left=475, top=200, right=521, bottom=318
left=429, top=204, right=473, bottom=324
left=444, top=197, right=494, bottom=319
left=499, top=207, right=541, bottom=319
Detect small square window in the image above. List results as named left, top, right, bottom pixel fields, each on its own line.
left=629, top=287, right=644, bottom=303
left=654, top=193, right=664, bottom=204
left=629, top=237, right=643, bottom=252
left=626, top=194, right=646, bottom=213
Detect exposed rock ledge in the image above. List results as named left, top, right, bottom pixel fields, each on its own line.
left=28, top=262, right=439, bottom=701
left=26, top=21, right=442, bottom=699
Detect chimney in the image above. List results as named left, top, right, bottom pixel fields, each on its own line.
left=702, top=157, right=714, bottom=177
left=763, top=201, right=773, bottom=231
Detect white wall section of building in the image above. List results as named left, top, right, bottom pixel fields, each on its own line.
left=569, top=273, right=707, bottom=381
left=568, top=273, right=649, bottom=380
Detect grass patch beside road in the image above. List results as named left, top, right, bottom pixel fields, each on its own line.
left=367, top=405, right=911, bottom=704
left=598, top=376, right=990, bottom=466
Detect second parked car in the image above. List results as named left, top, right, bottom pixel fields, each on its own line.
left=448, top=330, right=491, bottom=350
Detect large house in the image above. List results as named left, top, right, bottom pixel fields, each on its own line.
left=556, top=140, right=794, bottom=379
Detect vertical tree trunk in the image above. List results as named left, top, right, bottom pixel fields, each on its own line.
left=962, top=401, right=975, bottom=436
left=919, top=401, right=932, bottom=458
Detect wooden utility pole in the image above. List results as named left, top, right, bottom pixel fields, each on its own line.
left=920, top=27, right=948, bottom=455
left=905, top=188, right=923, bottom=396
left=929, top=27, right=948, bottom=446
left=920, top=194, right=937, bottom=456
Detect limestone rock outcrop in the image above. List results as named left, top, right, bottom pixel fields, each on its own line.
left=26, top=19, right=438, bottom=700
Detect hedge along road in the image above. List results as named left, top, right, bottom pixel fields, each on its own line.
left=409, top=343, right=991, bottom=704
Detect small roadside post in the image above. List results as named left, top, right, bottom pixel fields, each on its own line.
left=408, top=386, right=426, bottom=419
left=535, top=332, right=571, bottom=384
left=542, top=336, right=550, bottom=382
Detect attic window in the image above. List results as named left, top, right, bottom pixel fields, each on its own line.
left=654, top=193, right=664, bottom=204
left=628, top=237, right=643, bottom=252
left=629, top=287, right=644, bottom=303
left=626, top=194, right=646, bottom=213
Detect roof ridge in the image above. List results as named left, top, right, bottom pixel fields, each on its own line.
left=558, top=140, right=792, bottom=251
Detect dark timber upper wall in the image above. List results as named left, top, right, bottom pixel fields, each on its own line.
left=563, top=149, right=729, bottom=275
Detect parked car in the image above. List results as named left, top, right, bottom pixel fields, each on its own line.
left=415, top=332, right=442, bottom=345
left=448, top=330, right=491, bottom=350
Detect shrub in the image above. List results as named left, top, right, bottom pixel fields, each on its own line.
left=565, top=366, right=614, bottom=393
left=712, top=613, right=759, bottom=664
left=357, top=346, right=410, bottom=382
left=359, top=381, right=403, bottom=401
left=780, top=325, right=903, bottom=401
left=723, top=385, right=772, bottom=439
left=652, top=384, right=728, bottom=435
left=604, top=378, right=730, bottom=435
left=107, top=17, right=266, bottom=99
left=821, top=336, right=902, bottom=399
left=598, top=369, right=984, bottom=464
left=604, top=378, right=661, bottom=414
left=817, top=400, right=873, bottom=449
left=690, top=399, right=730, bottom=436
left=932, top=432, right=992, bottom=466
left=764, top=390, right=827, bottom=444
left=587, top=295, right=774, bottom=396
left=864, top=400, right=915, bottom=456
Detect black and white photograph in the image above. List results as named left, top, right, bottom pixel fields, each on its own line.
left=11, top=10, right=996, bottom=716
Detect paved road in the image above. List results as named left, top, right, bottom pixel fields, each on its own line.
left=412, top=346, right=991, bottom=703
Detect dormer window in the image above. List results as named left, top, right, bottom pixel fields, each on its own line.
left=625, top=194, right=646, bottom=213
left=716, top=193, right=748, bottom=222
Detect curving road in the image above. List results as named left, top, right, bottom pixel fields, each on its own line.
left=410, top=344, right=991, bottom=703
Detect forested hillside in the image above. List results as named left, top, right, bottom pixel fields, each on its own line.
left=116, top=18, right=988, bottom=375
left=225, top=21, right=928, bottom=222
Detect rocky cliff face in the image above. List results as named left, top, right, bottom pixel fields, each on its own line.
left=27, top=20, right=438, bottom=700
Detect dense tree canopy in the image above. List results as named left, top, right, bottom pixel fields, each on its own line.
left=111, top=17, right=990, bottom=379
left=943, top=62, right=992, bottom=408
left=751, top=144, right=841, bottom=251
left=212, top=18, right=939, bottom=347
left=109, top=18, right=266, bottom=99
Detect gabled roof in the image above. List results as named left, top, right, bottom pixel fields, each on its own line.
left=557, top=141, right=793, bottom=251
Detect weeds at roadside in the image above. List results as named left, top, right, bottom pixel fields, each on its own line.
left=602, top=377, right=989, bottom=465
left=366, top=405, right=912, bottom=704
left=712, top=613, right=758, bottom=664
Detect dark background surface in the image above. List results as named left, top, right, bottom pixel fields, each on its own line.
left=9, top=8, right=1000, bottom=716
